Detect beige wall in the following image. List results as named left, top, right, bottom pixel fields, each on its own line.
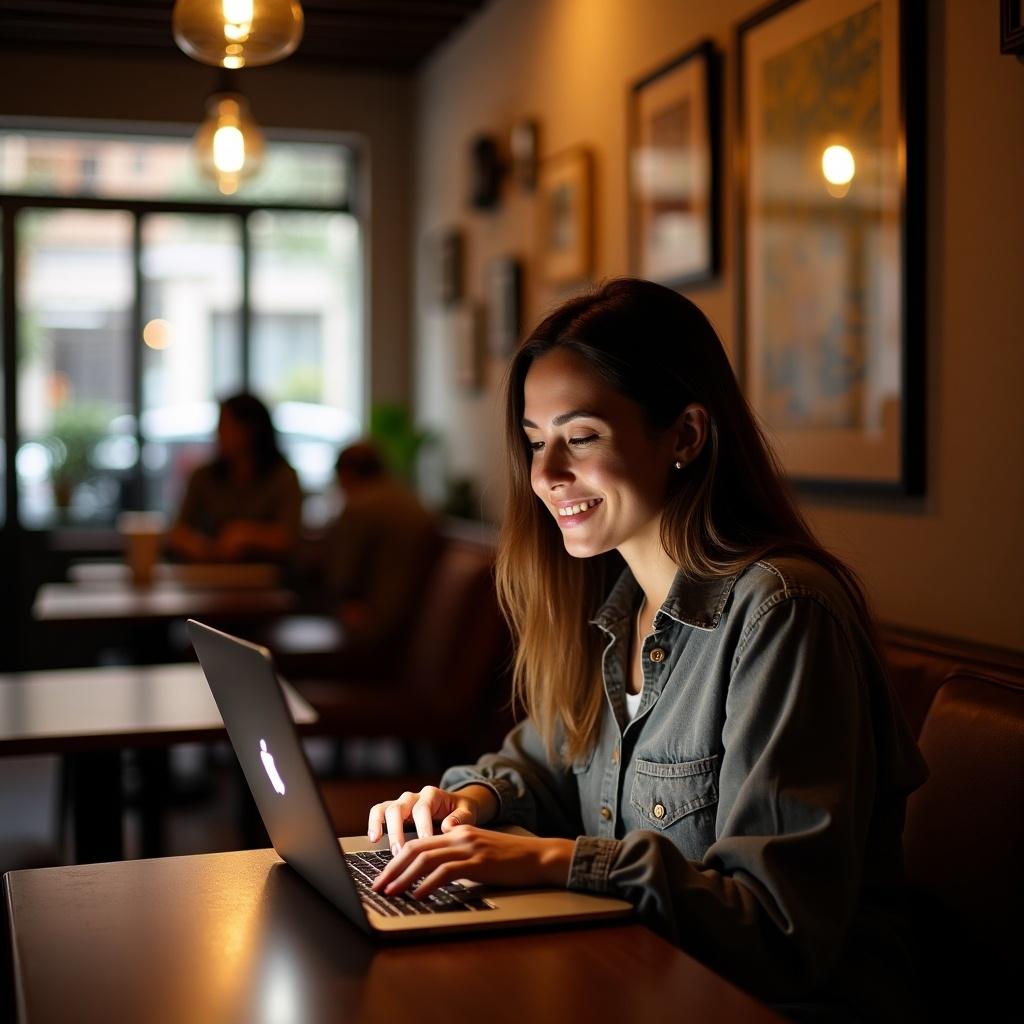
left=413, top=0, right=1024, bottom=650
left=0, top=50, right=415, bottom=407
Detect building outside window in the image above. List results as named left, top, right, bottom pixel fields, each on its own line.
left=0, top=123, right=363, bottom=531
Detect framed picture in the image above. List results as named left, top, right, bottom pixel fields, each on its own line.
left=738, top=0, right=925, bottom=494
left=431, top=228, right=463, bottom=306
left=537, top=147, right=592, bottom=285
left=452, top=303, right=485, bottom=391
left=510, top=119, right=539, bottom=191
left=629, top=41, right=719, bottom=287
left=487, top=257, right=523, bottom=357
left=1001, top=0, right=1024, bottom=56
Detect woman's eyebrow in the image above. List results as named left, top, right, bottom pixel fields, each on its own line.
left=521, top=409, right=605, bottom=429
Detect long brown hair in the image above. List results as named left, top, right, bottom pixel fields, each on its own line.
left=495, top=278, right=876, bottom=763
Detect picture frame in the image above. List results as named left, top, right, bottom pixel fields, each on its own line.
left=510, top=119, right=539, bottom=192
left=434, top=228, right=464, bottom=306
left=1001, top=0, right=1024, bottom=56
left=487, top=256, right=523, bottom=357
left=737, top=0, right=925, bottom=495
left=537, top=147, right=593, bottom=285
left=452, top=302, right=485, bottom=391
left=629, top=40, right=719, bottom=287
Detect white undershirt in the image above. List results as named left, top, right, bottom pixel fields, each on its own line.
left=625, top=688, right=643, bottom=721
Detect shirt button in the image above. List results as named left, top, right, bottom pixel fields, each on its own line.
left=653, top=803, right=666, bottom=819
left=649, top=648, right=666, bottom=663
left=600, top=806, right=612, bottom=821
left=611, top=748, right=619, bottom=764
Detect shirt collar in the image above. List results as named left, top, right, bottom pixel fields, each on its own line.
left=590, top=565, right=739, bottom=633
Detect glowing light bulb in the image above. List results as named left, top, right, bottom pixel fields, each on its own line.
left=173, top=0, right=304, bottom=69
left=822, top=145, right=855, bottom=186
left=194, top=91, right=265, bottom=195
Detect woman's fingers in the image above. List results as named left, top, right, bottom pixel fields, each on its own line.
left=374, top=835, right=473, bottom=896
left=382, top=792, right=419, bottom=853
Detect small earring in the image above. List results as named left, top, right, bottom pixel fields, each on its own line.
left=674, top=460, right=684, bottom=470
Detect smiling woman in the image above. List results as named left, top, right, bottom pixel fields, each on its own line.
left=367, top=278, right=927, bottom=1021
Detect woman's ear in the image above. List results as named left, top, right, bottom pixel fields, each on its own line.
left=672, top=404, right=710, bottom=468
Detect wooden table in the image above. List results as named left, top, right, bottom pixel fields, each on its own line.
left=32, top=580, right=295, bottom=625
left=66, top=561, right=282, bottom=589
left=0, top=664, right=316, bottom=863
left=3, top=848, right=784, bottom=1024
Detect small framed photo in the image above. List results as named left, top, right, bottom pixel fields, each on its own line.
left=487, top=257, right=523, bottom=357
left=510, top=119, right=539, bottom=191
left=432, top=228, right=464, bottom=306
left=452, top=303, right=485, bottom=391
left=629, top=41, right=719, bottom=287
left=537, top=147, right=593, bottom=285
left=738, top=0, right=925, bottom=494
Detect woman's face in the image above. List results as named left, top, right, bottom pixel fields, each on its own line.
left=217, top=408, right=250, bottom=462
left=523, top=347, right=677, bottom=560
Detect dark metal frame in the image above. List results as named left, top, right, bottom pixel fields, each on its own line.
left=628, top=39, right=721, bottom=289
left=1001, top=0, right=1024, bottom=56
left=735, top=0, right=926, bottom=497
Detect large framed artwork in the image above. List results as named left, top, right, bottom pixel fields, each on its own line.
left=537, top=147, right=593, bottom=285
left=738, top=0, right=925, bottom=494
left=629, top=40, right=719, bottom=287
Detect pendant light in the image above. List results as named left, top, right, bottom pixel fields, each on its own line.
left=173, top=0, right=304, bottom=69
left=194, top=87, right=265, bottom=195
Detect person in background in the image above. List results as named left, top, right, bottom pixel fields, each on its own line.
left=166, top=392, right=302, bottom=563
left=319, top=440, right=439, bottom=652
left=365, top=279, right=927, bottom=1021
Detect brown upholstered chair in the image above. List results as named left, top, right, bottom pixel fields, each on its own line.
left=295, top=525, right=513, bottom=767
left=901, top=669, right=1024, bottom=1016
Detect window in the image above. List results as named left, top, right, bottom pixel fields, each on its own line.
left=0, top=124, right=362, bottom=529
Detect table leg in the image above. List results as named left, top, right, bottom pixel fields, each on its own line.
left=137, top=748, right=170, bottom=858
left=67, top=751, right=124, bottom=864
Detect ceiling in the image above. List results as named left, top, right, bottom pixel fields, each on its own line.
left=0, top=0, right=490, bottom=70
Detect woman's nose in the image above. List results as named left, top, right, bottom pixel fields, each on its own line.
left=532, top=443, right=573, bottom=490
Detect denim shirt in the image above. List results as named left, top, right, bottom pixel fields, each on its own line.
left=442, top=557, right=928, bottom=1018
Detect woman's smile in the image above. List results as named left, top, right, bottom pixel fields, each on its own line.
left=554, top=497, right=603, bottom=527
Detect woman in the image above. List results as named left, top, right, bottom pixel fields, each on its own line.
left=367, top=280, right=926, bottom=1020
left=166, top=392, right=302, bottom=562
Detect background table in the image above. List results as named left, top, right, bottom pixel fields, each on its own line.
left=3, top=848, right=784, bottom=1024
left=0, top=664, right=316, bottom=863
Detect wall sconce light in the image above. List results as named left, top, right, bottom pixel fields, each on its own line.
left=173, top=0, right=304, bottom=69
left=195, top=89, right=265, bottom=194
left=821, top=143, right=855, bottom=198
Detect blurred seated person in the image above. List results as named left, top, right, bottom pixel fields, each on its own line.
left=166, top=393, right=302, bottom=563
left=320, top=441, right=439, bottom=651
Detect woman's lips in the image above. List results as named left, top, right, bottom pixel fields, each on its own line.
left=554, top=498, right=602, bottom=529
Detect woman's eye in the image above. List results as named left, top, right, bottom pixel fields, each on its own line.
left=528, top=440, right=544, bottom=452
left=568, top=434, right=599, bottom=447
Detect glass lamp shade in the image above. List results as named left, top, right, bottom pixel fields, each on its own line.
left=194, top=93, right=266, bottom=195
left=173, top=0, right=304, bottom=69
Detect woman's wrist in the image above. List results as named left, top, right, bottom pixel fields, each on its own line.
left=453, top=783, right=499, bottom=825
left=536, top=838, right=575, bottom=888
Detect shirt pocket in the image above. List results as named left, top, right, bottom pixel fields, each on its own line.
left=629, top=755, right=720, bottom=830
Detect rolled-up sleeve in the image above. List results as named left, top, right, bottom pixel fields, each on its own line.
left=441, top=718, right=583, bottom=839
left=568, top=595, right=881, bottom=998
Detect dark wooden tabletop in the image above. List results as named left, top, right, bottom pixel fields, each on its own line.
left=4, top=848, right=784, bottom=1024
left=32, top=580, right=296, bottom=625
left=0, top=663, right=316, bottom=755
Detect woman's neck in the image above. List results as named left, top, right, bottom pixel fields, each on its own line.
left=617, top=521, right=679, bottom=617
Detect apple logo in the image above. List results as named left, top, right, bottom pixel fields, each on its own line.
left=260, top=739, right=286, bottom=795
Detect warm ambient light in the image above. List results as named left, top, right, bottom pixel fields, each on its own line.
left=194, top=92, right=265, bottom=195
left=172, top=0, right=304, bottom=69
left=822, top=144, right=855, bottom=197
left=142, top=319, right=173, bottom=350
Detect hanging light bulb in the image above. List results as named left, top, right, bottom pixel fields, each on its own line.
left=173, top=0, right=304, bottom=69
left=195, top=91, right=265, bottom=194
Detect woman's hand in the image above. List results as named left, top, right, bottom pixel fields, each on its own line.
left=367, top=784, right=497, bottom=853
left=371, top=825, right=575, bottom=898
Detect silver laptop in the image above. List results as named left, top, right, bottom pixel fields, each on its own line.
left=188, top=619, right=632, bottom=936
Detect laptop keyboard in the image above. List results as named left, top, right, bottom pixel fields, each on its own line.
left=345, top=851, right=495, bottom=918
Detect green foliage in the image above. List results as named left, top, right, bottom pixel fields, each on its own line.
left=369, top=403, right=434, bottom=482
left=43, top=403, right=111, bottom=484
